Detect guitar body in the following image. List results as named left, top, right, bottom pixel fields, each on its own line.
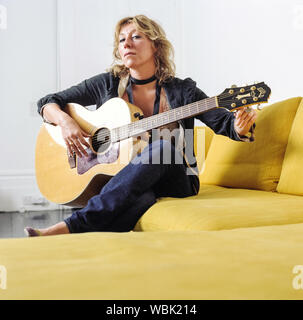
left=35, top=98, right=147, bottom=207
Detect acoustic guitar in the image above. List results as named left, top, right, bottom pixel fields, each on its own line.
left=35, top=82, right=271, bottom=207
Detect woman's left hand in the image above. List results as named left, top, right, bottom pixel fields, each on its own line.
left=234, top=107, right=257, bottom=137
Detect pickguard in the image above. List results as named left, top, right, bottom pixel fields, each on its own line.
left=77, top=143, right=120, bottom=175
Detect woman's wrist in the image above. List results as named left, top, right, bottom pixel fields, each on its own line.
left=43, top=103, right=70, bottom=127
left=57, top=112, right=72, bottom=127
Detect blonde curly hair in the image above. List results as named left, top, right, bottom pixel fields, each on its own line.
left=109, top=15, right=175, bottom=84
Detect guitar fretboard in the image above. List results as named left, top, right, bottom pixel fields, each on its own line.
left=111, top=96, right=217, bottom=142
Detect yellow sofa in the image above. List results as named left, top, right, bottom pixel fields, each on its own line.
left=1, top=97, right=303, bottom=300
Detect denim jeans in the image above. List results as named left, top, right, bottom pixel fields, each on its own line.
left=64, top=139, right=198, bottom=233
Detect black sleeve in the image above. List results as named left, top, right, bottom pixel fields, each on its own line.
left=37, top=73, right=112, bottom=115
left=194, top=87, right=242, bottom=141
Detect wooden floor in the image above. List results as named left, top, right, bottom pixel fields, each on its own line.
left=0, top=210, right=73, bottom=238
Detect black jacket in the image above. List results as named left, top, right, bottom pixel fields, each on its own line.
left=37, top=72, right=243, bottom=193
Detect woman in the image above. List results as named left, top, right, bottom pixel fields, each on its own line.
left=25, top=15, right=256, bottom=237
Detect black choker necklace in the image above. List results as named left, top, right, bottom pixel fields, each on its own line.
left=130, top=74, right=157, bottom=85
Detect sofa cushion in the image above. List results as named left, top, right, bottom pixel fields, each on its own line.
left=277, top=98, right=303, bottom=195
left=199, top=97, right=302, bottom=191
left=135, top=184, right=303, bottom=231
left=1, top=224, right=303, bottom=299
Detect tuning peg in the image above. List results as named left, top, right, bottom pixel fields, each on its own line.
left=231, top=84, right=237, bottom=88
left=134, top=112, right=144, bottom=120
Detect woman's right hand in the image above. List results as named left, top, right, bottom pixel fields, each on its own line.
left=59, top=116, right=91, bottom=158
left=42, top=103, right=91, bottom=158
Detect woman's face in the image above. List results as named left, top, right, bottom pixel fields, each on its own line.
left=118, top=23, right=156, bottom=73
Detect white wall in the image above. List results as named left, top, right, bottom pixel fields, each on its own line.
left=57, top=0, right=303, bottom=100
left=0, top=0, right=59, bottom=211
left=1, top=0, right=302, bottom=211
left=57, top=0, right=185, bottom=88
left=193, top=0, right=303, bottom=100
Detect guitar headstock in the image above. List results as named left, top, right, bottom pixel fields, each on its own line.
left=217, top=82, right=271, bottom=111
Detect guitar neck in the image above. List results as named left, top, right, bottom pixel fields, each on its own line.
left=111, top=96, right=218, bottom=142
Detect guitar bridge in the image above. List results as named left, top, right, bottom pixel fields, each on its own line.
left=67, top=151, right=76, bottom=169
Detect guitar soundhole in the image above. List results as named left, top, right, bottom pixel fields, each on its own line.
left=92, top=127, right=111, bottom=153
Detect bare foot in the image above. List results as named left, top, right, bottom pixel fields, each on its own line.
left=24, top=222, right=70, bottom=237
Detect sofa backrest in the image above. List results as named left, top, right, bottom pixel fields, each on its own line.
left=197, top=97, right=302, bottom=191
left=194, top=126, right=214, bottom=174
left=277, top=98, right=303, bottom=195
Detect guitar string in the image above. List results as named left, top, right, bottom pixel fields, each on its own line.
left=218, top=90, right=256, bottom=99
left=77, top=84, right=268, bottom=147
left=89, top=89, right=265, bottom=143
left=218, top=92, right=268, bottom=99
left=90, top=99, right=213, bottom=143
left=217, top=90, right=267, bottom=100
left=90, top=101, right=255, bottom=144
left=89, top=88, right=263, bottom=143
left=89, top=100, right=256, bottom=145
left=89, top=87, right=267, bottom=144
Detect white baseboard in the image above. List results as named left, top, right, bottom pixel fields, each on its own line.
left=0, top=171, right=65, bottom=212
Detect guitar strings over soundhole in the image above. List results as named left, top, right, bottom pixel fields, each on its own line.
left=91, top=127, right=111, bottom=153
